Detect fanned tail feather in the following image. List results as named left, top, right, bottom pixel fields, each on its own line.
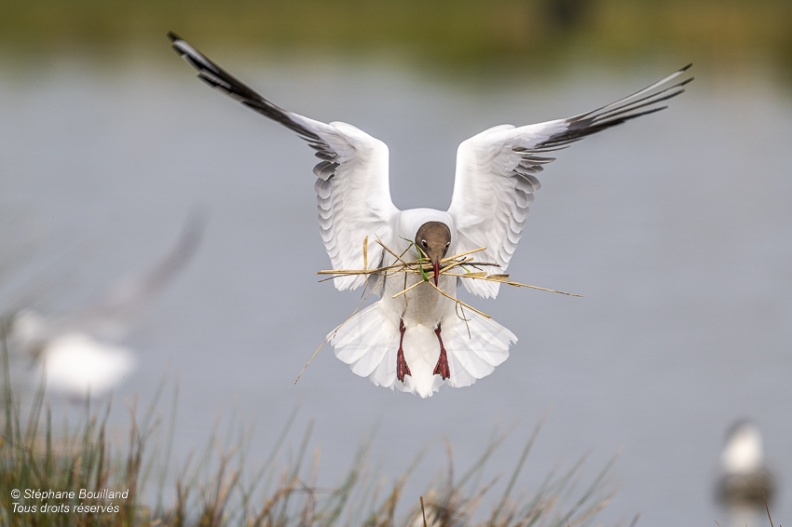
left=442, top=312, right=516, bottom=388
left=329, top=303, right=516, bottom=398
left=330, top=304, right=399, bottom=389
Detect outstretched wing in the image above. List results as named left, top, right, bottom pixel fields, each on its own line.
left=11, top=214, right=205, bottom=350
left=448, top=65, right=693, bottom=298
left=57, top=213, right=205, bottom=341
left=169, top=32, right=399, bottom=290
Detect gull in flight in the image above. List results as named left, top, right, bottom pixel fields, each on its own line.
left=6, top=216, right=203, bottom=400
left=170, top=32, right=691, bottom=397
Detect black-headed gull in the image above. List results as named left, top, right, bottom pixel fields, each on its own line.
left=7, top=216, right=203, bottom=399
left=170, top=32, right=691, bottom=397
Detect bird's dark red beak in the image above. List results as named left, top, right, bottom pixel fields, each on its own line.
left=433, top=260, right=440, bottom=286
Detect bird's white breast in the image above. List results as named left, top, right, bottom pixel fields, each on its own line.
left=378, top=208, right=458, bottom=327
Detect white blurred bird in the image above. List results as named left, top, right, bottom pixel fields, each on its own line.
left=716, top=419, right=776, bottom=507
left=8, top=216, right=203, bottom=400
left=170, top=32, right=691, bottom=397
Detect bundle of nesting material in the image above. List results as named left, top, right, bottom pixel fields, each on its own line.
left=295, top=238, right=580, bottom=383
left=317, top=238, right=580, bottom=320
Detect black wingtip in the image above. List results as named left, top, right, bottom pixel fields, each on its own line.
left=167, top=31, right=181, bottom=43
left=679, top=64, right=694, bottom=86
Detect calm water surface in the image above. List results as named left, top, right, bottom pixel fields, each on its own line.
left=1, top=54, right=791, bottom=525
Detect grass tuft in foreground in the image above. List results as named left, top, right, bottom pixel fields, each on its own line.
left=1, top=319, right=617, bottom=526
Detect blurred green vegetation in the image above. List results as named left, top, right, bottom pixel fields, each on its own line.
left=1, top=328, right=616, bottom=527
left=0, top=0, right=790, bottom=73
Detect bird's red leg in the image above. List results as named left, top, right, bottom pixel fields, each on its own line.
left=396, top=318, right=411, bottom=382
left=433, top=323, right=451, bottom=380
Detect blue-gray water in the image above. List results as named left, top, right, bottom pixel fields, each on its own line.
left=2, top=53, right=791, bottom=525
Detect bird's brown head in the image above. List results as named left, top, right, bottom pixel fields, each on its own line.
left=415, top=221, right=451, bottom=286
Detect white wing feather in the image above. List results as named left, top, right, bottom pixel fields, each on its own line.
left=449, top=64, right=693, bottom=298
left=312, top=122, right=399, bottom=290
left=169, top=33, right=399, bottom=290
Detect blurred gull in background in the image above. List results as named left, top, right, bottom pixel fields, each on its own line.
left=6, top=215, right=204, bottom=400
left=716, top=419, right=776, bottom=507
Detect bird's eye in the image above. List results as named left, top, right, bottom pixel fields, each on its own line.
left=445, top=242, right=450, bottom=247
left=421, top=240, right=428, bottom=248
